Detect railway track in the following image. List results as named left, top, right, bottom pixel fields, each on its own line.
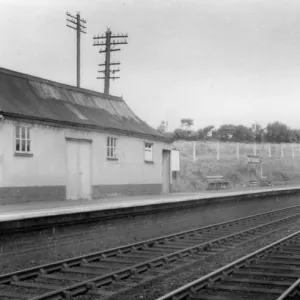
left=156, top=229, right=300, bottom=300
left=1, top=205, right=300, bottom=300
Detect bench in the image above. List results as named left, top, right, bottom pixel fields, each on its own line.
left=260, top=179, right=272, bottom=187
left=249, top=179, right=273, bottom=187
left=205, top=175, right=230, bottom=190
left=249, top=180, right=259, bottom=187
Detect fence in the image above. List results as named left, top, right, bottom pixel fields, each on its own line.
left=173, top=141, right=300, bottom=162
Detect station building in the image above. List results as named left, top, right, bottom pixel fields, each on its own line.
left=0, top=68, right=172, bottom=204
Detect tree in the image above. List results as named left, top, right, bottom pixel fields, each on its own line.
left=265, top=122, right=291, bottom=143
left=170, top=119, right=300, bottom=143
left=290, top=129, right=300, bottom=143
left=216, top=124, right=236, bottom=141
left=233, top=125, right=253, bottom=142
left=173, top=128, right=195, bottom=140
left=203, top=125, right=214, bottom=137
left=197, top=125, right=214, bottom=140
left=180, top=118, right=194, bottom=130
left=251, top=123, right=266, bottom=142
left=170, top=118, right=195, bottom=141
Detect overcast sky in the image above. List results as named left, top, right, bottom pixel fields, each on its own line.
left=0, top=0, right=300, bottom=131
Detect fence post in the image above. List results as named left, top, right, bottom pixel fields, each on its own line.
left=253, top=143, right=256, bottom=155
left=281, top=144, right=284, bottom=158
left=236, top=142, right=239, bottom=160
left=193, top=141, right=196, bottom=162
left=292, top=143, right=295, bottom=159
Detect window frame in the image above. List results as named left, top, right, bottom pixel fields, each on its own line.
left=14, top=124, right=33, bottom=156
left=106, top=136, right=118, bottom=160
left=144, top=142, right=154, bottom=163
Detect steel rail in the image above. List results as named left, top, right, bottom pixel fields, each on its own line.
left=155, top=230, right=300, bottom=300
left=276, top=278, right=300, bottom=300
left=18, top=210, right=300, bottom=300
left=1, top=204, right=298, bottom=284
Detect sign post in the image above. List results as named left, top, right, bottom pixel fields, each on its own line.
left=247, top=154, right=261, bottom=186
left=247, top=155, right=260, bottom=165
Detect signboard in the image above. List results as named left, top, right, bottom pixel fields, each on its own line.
left=171, top=150, right=180, bottom=171
left=247, top=155, right=260, bottom=165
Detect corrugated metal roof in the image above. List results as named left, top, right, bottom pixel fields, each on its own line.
left=0, top=67, right=169, bottom=142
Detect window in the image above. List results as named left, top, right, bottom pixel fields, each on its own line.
left=107, top=137, right=117, bottom=159
left=15, top=125, right=31, bottom=154
left=144, top=142, right=153, bottom=162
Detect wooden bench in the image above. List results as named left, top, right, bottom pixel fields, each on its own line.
left=205, top=175, right=230, bottom=190
left=260, top=179, right=272, bottom=187
left=249, top=179, right=273, bottom=187
left=249, top=180, right=259, bottom=187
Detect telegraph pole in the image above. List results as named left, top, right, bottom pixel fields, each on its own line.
left=93, top=29, right=128, bottom=94
left=66, top=12, right=87, bottom=88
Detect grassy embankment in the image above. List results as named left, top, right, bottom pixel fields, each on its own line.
left=172, top=141, right=300, bottom=192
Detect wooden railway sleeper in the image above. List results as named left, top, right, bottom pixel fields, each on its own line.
left=154, top=231, right=300, bottom=300
left=4, top=208, right=300, bottom=300
left=61, top=291, right=71, bottom=300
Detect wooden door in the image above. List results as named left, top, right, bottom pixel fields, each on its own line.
left=78, top=141, right=91, bottom=199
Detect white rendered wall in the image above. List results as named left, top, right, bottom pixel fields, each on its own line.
left=1, top=120, right=171, bottom=188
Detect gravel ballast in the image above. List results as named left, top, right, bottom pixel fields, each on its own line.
left=105, top=220, right=300, bottom=300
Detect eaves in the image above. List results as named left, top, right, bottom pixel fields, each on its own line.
left=2, top=112, right=173, bottom=144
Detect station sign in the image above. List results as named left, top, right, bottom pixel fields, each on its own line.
left=171, top=149, right=180, bottom=171
left=247, top=155, right=260, bottom=165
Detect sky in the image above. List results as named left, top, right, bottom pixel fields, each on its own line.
left=0, top=0, right=300, bottom=131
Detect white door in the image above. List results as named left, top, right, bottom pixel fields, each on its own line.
left=66, top=139, right=91, bottom=200
left=78, top=141, right=91, bottom=199
left=162, top=150, right=171, bottom=193
left=66, top=141, right=79, bottom=200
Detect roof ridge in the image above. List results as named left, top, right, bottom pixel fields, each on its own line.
left=0, top=66, right=123, bottom=101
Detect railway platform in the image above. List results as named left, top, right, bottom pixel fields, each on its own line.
left=1, top=185, right=300, bottom=274
left=1, top=185, right=300, bottom=225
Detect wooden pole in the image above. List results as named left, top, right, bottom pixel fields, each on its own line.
left=236, top=142, right=239, bottom=160
left=66, top=12, right=86, bottom=87
left=76, top=14, right=81, bottom=87
left=104, top=30, right=111, bottom=94
left=94, top=31, right=127, bottom=93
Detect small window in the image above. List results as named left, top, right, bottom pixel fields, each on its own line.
left=144, top=142, right=153, bottom=162
left=15, top=125, right=32, bottom=154
left=107, top=137, right=117, bottom=159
